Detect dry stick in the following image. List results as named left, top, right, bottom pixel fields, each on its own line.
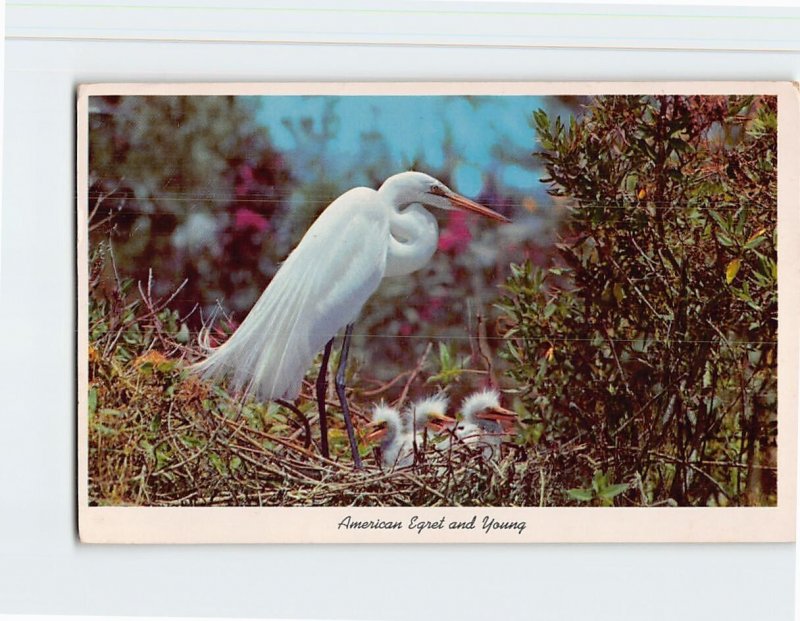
left=360, top=371, right=413, bottom=397
left=400, top=472, right=458, bottom=505
left=683, top=462, right=731, bottom=501
left=705, top=320, right=751, bottom=498
left=600, top=325, right=632, bottom=396
left=314, top=467, right=426, bottom=493
left=230, top=443, right=329, bottom=486
left=101, top=245, right=127, bottom=358
left=137, top=277, right=189, bottom=326
left=608, top=255, right=665, bottom=321
left=88, top=205, right=123, bottom=233
left=157, top=401, right=202, bottom=483
left=209, top=410, right=345, bottom=468
left=394, top=342, right=433, bottom=409
left=161, top=490, right=200, bottom=505
left=612, top=372, right=687, bottom=441
left=538, top=468, right=547, bottom=507
left=138, top=276, right=168, bottom=349
left=276, top=399, right=312, bottom=449
left=614, top=446, right=777, bottom=472
left=475, top=313, right=497, bottom=387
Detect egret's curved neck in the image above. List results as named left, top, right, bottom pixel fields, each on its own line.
left=385, top=204, right=439, bottom=277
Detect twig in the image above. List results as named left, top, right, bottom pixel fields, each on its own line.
left=276, top=399, right=312, bottom=449
left=394, top=342, right=433, bottom=409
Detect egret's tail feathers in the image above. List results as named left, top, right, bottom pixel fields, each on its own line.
left=195, top=324, right=214, bottom=353
left=189, top=257, right=323, bottom=403
left=188, top=200, right=387, bottom=404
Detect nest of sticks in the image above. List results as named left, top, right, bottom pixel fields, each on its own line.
left=88, top=352, right=591, bottom=507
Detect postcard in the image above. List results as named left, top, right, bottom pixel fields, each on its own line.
left=77, top=81, right=799, bottom=542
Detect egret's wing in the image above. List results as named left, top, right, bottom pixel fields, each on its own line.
left=193, top=188, right=388, bottom=402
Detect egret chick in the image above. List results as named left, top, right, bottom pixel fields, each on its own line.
left=440, top=389, right=517, bottom=460
left=365, top=403, right=414, bottom=469
left=405, top=393, right=454, bottom=440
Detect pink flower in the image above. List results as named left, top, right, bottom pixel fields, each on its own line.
left=438, top=210, right=472, bottom=253
left=234, top=208, right=269, bottom=233
left=235, top=164, right=255, bottom=196
left=420, top=297, right=444, bottom=321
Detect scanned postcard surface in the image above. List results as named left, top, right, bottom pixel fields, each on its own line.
left=78, top=82, right=799, bottom=543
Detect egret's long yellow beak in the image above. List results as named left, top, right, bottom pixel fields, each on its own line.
left=447, top=192, right=510, bottom=223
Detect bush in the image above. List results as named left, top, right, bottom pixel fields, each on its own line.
left=498, top=96, right=777, bottom=506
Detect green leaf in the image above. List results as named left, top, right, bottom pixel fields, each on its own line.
left=88, top=387, right=98, bottom=417
left=716, top=232, right=735, bottom=248
left=139, top=439, right=155, bottom=460
left=598, top=483, right=629, bottom=500
left=567, top=488, right=595, bottom=502
left=208, top=452, right=228, bottom=476
left=438, top=342, right=452, bottom=368
left=175, top=322, right=190, bottom=344
left=154, top=443, right=171, bottom=469
left=92, top=423, right=118, bottom=437
left=744, top=236, right=766, bottom=251
left=156, top=359, right=177, bottom=373
left=533, top=109, right=549, bottom=132
left=726, top=258, right=741, bottom=284
left=591, top=470, right=605, bottom=494
left=181, top=435, right=204, bottom=448
left=703, top=364, right=713, bottom=388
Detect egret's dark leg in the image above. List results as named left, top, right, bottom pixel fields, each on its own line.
left=336, top=323, right=363, bottom=469
left=316, top=338, right=334, bottom=459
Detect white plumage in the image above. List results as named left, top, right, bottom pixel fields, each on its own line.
left=438, top=389, right=517, bottom=460
left=192, top=187, right=387, bottom=401
left=368, top=394, right=453, bottom=469
left=191, top=172, right=508, bottom=404
left=405, top=393, right=450, bottom=434
left=369, top=403, right=414, bottom=468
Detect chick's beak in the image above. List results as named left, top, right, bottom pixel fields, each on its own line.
left=426, top=413, right=457, bottom=430
left=476, top=406, right=518, bottom=424
left=447, top=192, right=510, bottom=223
left=364, top=421, right=388, bottom=442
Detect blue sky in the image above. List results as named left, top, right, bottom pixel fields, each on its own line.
left=255, top=95, right=563, bottom=200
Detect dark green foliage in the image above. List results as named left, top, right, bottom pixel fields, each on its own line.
left=499, top=96, right=777, bottom=506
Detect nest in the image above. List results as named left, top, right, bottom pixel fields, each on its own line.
left=88, top=353, right=588, bottom=507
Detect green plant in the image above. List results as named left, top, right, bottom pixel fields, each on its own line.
left=498, top=96, right=777, bottom=506
left=567, top=470, right=630, bottom=507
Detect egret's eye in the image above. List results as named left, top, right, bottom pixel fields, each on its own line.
left=429, top=185, right=447, bottom=196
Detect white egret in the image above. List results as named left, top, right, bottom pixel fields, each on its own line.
left=365, top=403, right=414, bottom=468
left=439, top=389, right=517, bottom=460
left=405, top=393, right=453, bottom=444
left=191, top=171, right=509, bottom=467
left=366, top=395, right=455, bottom=469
